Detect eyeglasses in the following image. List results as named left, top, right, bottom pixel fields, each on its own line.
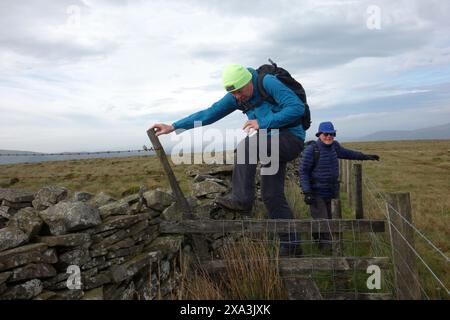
left=321, top=133, right=336, bottom=137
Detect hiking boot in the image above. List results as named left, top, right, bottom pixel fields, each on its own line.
left=215, top=195, right=252, bottom=215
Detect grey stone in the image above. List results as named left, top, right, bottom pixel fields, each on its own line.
left=39, top=201, right=102, bottom=235
left=82, top=269, right=111, bottom=290
left=0, top=206, right=16, bottom=219
left=185, top=169, right=200, bottom=177
left=0, top=227, right=29, bottom=252
left=99, top=201, right=130, bottom=218
left=0, top=243, right=48, bottom=271
left=7, top=207, right=43, bottom=238
left=37, top=233, right=91, bottom=247
left=82, top=256, right=106, bottom=270
left=192, top=180, right=227, bottom=198
left=194, top=203, right=220, bottom=219
left=59, top=248, right=91, bottom=266
left=32, top=186, right=68, bottom=210
left=90, top=220, right=148, bottom=252
left=193, top=174, right=215, bottom=182
left=8, top=263, right=57, bottom=283
left=161, top=202, right=183, bottom=221
left=145, top=235, right=184, bottom=258
left=89, top=192, right=116, bottom=208
left=89, top=213, right=151, bottom=234
left=119, top=194, right=141, bottom=205
left=49, top=289, right=84, bottom=300
left=33, top=290, right=57, bottom=300
left=110, top=251, right=159, bottom=283
left=1, top=279, right=43, bottom=300
left=208, top=165, right=233, bottom=176
left=0, top=188, right=35, bottom=203
left=0, top=271, right=11, bottom=285
left=2, top=200, right=32, bottom=209
left=42, top=272, right=70, bottom=289
left=143, top=190, right=174, bottom=211
left=72, top=191, right=94, bottom=202
left=106, top=244, right=144, bottom=260
left=82, top=286, right=104, bottom=300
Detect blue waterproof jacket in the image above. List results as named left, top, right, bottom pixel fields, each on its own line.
left=300, top=140, right=368, bottom=198
left=172, top=68, right=306, bottom=141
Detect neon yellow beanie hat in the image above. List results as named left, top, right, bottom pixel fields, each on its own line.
left=222, top=64, right=252, bottom=92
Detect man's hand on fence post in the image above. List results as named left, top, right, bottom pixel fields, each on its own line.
left=149, top=123, right=175, bottom=136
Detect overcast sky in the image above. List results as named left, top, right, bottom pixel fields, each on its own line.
left=1, top=0, right=450, bottom=152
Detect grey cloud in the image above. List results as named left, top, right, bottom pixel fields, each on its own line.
left=188, top=0, right=437, bottom=72
left=0, top=1, right=118, bottom=63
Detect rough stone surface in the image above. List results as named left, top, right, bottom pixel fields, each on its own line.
left=143, top=190, right=174, bottom=211
left=99, top=201, right=130, bottom=218
left=39, top=201, right=102, bottom=235
left=89, top=192, right=116, bottom=208
left=0, top=206, right=16, bottom=219
left=192, top=180, right=227, bottom=198
left=110, top=251, right=159, bottom=283
left=32, top=186, right=68, bottom=211
left=58, top=248, right=91, bottom=267
left=0, top=188, right=35, bottom=203
left=37, top=233, right=91, bottom=247
left=72, top=191, right=94, bottom=202
left=82, top=286, right=104, bottom=300
left=2, top=200, right=32, bottom=209
left=146, top=236, right=183, bottom=258
left=8, top=263, right=57, bottom=283
left=91, top=213, right=150, bottom=234
left=0, top=227, right=29, bottom=252
left=161, top=203, right=183, bottom=221
left=1, top=279, right=43, bottom=300
left=7, top=207, right=43, bottom=238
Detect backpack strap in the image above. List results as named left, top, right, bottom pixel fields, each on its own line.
left=310, top=141, right=320, bottom=170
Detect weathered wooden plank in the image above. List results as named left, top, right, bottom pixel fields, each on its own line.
left=160, top=219, right=385, bottom=234
left=322, top=292, right=392, bottom=300
left=282, top=275, right=322, bottom=300
left=202, top=257, right=390, bottom=274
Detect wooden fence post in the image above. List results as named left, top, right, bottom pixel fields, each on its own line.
left=353, top=163, right=363, bottom=219
left=346, top=160, right=352, bottom=208
left=385, top=192, right=421, bottom=300
left=331, top=199, right=343, bottom=256
left=147, top=129, right=209, bottom=259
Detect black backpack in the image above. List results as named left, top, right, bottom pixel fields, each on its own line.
left=301, top=140, right=341, bottom=170
left=239, top=58, right=311, bottom=130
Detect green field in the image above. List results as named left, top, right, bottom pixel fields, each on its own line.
left=1, top=139, right=449, bottom=299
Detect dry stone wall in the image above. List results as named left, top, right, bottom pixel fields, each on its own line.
left=0, top=186, right=183, bottom=300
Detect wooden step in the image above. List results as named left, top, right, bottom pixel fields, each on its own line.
left=160, top=219, right=385, bottom=234
left=202, top=257, right=390, bottom=274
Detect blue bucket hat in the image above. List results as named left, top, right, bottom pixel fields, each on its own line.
left=316, top=121, right=336, bottom=137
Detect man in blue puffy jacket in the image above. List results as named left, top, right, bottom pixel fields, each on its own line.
left=150, top=64, right=305, bottom=256
left=299, top=121, right=380, bottom=252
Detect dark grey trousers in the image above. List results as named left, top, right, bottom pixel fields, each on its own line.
left=309, top=197, right=333, bottom=246
left=231, top=131, right=304, bottom=245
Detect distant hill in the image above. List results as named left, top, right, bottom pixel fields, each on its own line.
left=357, top=123, right=450, bottom=141
left=0, top=149, right=155, bottom=165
